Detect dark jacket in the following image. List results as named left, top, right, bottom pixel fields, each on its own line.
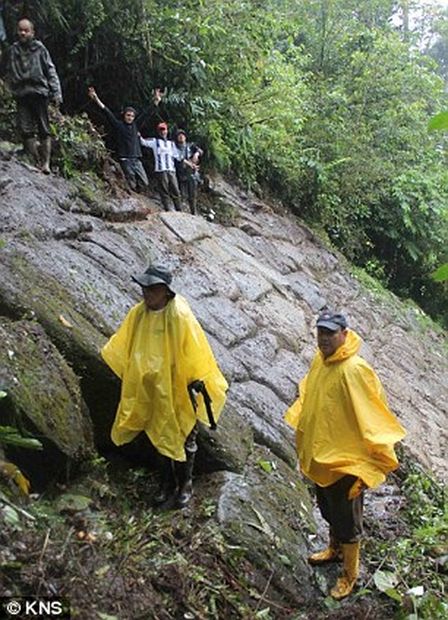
left=103, top=107, right=142, bottom=158
left=7, top=39, right=62, bottom=101
left=175, top=143, right=202, bottom=182
left=102, top=100, right=167, bottom=159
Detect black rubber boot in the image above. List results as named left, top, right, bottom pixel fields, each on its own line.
left=153, top=455, right=176, bottom=506
left=24, top=137, right=39, bottom=166
left=39, top=137, right=52, bottom=174
left=175, top=451, right=195, bottom=508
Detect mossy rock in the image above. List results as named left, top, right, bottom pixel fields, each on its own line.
left=211, top=446, right=319, bottom=608
left=0, top=79, right=16, bottom=142
left=50, top=111, right=108, bottom=177
left=0, top=247, right=119, bottom=448
left=197, top=402, right=254, bottom=474
left=0, top=318, right=94, bottom=490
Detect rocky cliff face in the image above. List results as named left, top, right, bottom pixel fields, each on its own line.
left=0, top=152, right=447, bottom=609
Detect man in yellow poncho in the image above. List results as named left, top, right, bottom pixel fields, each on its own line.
left=101, top=264, right=228, bottom=508
left=285, top=310, right=406, bottom=599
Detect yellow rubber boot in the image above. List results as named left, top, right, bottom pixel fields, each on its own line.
left=330, top=542, right=360, bottom=599
left=308, top=534, right=342, bottom=565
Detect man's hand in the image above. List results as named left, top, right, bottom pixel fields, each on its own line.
left=184, top=159, right=198, bottom=170
left=153, top=87, right=164, bottom=106
left=348, top=478, right=366, bottom=500
left=88, top=86, right=105, bottom=109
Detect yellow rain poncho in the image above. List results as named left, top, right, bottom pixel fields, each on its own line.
left=101, top=295, right=228, bottom=461
left=285, top=330, right=406, bottom=489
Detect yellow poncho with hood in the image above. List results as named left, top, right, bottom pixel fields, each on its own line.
left=101, top=295, right=228, bottom=461
left=285, top=330, right=406, bottom=489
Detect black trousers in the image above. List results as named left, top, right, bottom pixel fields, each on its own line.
left=179, top=175, right=199, bottom=214
left=156, top=171, right=181, bottom=211
left=16, top=94, right=51, bottom=139
left=120, top=158, right=149, bottom=190
left=315, top=475, right=364, bottom=543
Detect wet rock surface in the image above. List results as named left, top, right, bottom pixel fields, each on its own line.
left=214, top=446, right=318, bottom=609
left=0, top=156, right=447, bottom=610
left=0, top=318, right=94, bottom=490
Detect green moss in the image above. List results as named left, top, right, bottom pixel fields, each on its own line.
left=350, top=265, right=391, bottom=299
left=213, top=199, right=239, bottom=226
left=0, top=319, right=91, bottom=456
left=70, top=172, right=109, bottom=216
left=216, top=447, right=317, bottom=605
left=0, top=79, right=17, bottom=142
left=7, top=251, right=107, bottom=352
left=50, top=112, right=108, bottom=179
left=401, top=299, right=447, bottom=342
left=0, top=250, right=121, bottom=447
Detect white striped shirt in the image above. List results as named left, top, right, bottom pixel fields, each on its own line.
left=140, top=137, right=182, bottom=172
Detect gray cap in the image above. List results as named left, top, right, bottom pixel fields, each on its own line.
left=316, top=311, right=347, bottom=331
left=131, top=264, right=173, bottom=290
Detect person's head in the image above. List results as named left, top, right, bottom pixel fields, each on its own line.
left=17, top=18, right=35, bottom=44
left=122, top=106, right=136, bottom=124
left=141, top=283, right=173, bottom=311
left=316, top=311, right=348, bottom=359
left=175, top=129, right=187, bottom=145
left=157, top=122, right=168, bottom=138
left=131, top=264, right=174, bottom=311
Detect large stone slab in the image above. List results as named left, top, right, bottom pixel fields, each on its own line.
left=1, top=155, right=447, bottom=491
left=176, top=260, right=241, bottom=301
left=229, top=382, right=296, bottom=466
left=160, top=211, right=214, bottom=243
left=206, top=334, right=249, bottom=383
left=0, top=319, right=94, bottom=490
left=213, top=447, right=319, bottom=609
left=189, top=296, right=257, bottom=347
left=288, top=273, right=327, bottom=313
left=197, top=403, right=254, bottom=474
left=0, top=245, right=118, bottom=447
left=242, top=291, right=307, bottom=351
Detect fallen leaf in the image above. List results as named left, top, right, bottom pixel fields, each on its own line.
left=258, top=459, right=272, bottom=473
left=0, top=459, right=31, bottom=495
left=406, top=585, right=424, bottom=597
left=58, top=314, right=73, bottom=328
left=57, top=493, right=92, bottom=513
left=1, top=505, right=22, bottom=529
left=373, top=569, right=399, bottom=593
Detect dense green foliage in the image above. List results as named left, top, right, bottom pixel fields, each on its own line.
left=2, top=0, right=448, bottom=323
left=369, top=463, right=448, bottom=620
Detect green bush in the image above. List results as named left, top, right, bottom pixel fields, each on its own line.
left=51, top=111, right=108, bottom=178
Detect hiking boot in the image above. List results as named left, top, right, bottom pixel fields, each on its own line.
left=24, top=137, right=39, bottom=166
left=308, top=533, right=342, bottom=565
left=153, top=455, right=176, bottom=506
left=330, top=542, right=361, bottom=599
left=175, top=451, right=195, bottom=508
left=39, top=137, right=52, bottom=174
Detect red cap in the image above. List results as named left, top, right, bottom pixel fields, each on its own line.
left=157, top=122, right=168, bottom=131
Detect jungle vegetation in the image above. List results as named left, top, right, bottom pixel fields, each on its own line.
left=1, top=0, right=447, bottom=324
